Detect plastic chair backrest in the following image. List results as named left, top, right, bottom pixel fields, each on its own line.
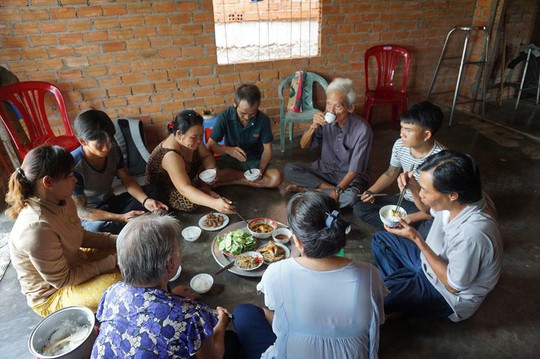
left=364, top=45, right=411, bottom=94
left=279, top=72, right=328, bottom=113
left=0, top=81, right=75, bottom=158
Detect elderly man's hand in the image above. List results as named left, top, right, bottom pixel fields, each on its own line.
left=310, top=112, right=326, bottom=129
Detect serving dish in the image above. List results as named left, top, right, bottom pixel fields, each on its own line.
left=199, top=213, right=229, bottom=231
left=211, top=220, right=291, bottom=277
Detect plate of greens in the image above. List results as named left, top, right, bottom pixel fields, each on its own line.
left=216, top=228, right=257, bottom=258
left=212, top=222, right=264, bottom=277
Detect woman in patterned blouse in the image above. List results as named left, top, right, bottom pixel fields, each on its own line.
left=91, top=213, right=233, bottom=358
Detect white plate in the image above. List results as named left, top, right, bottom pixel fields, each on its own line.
left=257, top=242, right=291, bottom=264
left=199, top=213, right=229, bottom=231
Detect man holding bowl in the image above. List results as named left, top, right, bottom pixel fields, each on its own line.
left=207, top=84, right=283, bottom=188
left=284, top=78, right=372, bottom=208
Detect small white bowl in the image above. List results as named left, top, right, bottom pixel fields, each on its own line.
left=272, top=228, right=292, bottom=244
left=247, top=218, right=277, bottom=239
left=244, top=169, right=261, bottom=181
left=182, top=226, right=202, bottom=242
left=379, top=205, right=408, bottom=228
left=199, top=169, right=217, bottom=184
left=190, top=273, right=214, bottom=294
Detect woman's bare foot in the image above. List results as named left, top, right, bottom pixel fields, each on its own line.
left=286, top=184, right=306, bottom=193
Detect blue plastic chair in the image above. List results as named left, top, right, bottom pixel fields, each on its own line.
left=278, top=72, right=328, bottom=152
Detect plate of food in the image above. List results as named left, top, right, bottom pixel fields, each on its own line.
left=234, top=251, right=264, bottom=271
left=199, top=212, right=229, bottom=231
left=257, top=241, right=290, bottom=264
left=216, top=228, right=258, bottom=258
left=212, top=220, right=295, bottom=277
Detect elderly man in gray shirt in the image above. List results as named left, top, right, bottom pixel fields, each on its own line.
left=284, top=78, right=372, bottom=208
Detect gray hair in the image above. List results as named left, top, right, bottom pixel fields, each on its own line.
left=327, top=78, right=357, bottom=107
left=117, top=213, right=181, bottom=287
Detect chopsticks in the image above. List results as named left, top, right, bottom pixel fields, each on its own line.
left=394, top=187, right=407, bottom=214
left=244, top=162, right=253, bottom=175
left=215, top=261, right=235, bottom=275
left=357, top=193, right=387, bottom=197
left=235, top=211, right=248, bottom=224
left=394, top=164, right=416, bottom=213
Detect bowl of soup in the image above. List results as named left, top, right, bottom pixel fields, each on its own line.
left=272, top=228, right=292, bottom=244
left=247, top=218, right=277, bottom=239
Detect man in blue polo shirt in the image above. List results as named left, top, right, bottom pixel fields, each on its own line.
left=207, top=84, right=283, bottom=188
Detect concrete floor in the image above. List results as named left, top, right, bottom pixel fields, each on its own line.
left=1, top=98, right=539, bottom=358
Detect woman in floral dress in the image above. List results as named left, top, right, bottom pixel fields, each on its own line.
left=91, top=213, right=235, bottom=358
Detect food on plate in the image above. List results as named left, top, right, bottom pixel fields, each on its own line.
left=217, top=229, right=257, bottom=256
left=235, top=253, right=262, bottom=269
left=259, top=241, right=286, bottom=263
left=204, top=213, right=225, bottom=228
left=250, top=223, right=274, bottom=233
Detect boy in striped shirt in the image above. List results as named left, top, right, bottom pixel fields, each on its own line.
left=353, top=101, right=445, bottom=237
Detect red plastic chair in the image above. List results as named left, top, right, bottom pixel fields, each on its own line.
left=363, top=45, right=411, bottom=128
left=0, top=81, right=79, bottom=159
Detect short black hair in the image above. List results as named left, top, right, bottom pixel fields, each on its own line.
left=287, top=192, right=349, bottom=258
left=168, top=109, right=203, bottom=134
left=234, top=84, right=261, bottom=107
left=74, top=109, right=115, bottom=146
left=418, top=150, right=482, bottom=204
left=401, top=101, right=443, bottom=135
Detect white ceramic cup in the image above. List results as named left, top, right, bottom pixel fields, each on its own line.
left=324, top=112, right=336, bottom=124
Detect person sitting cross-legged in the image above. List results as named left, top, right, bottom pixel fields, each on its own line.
left=7, top=145, right=120, bottom=317
left=207, top=84, right=283, bottom=188
left=354, top=101, right=446, bottom=238
left=71, top=109, right=168, bottom=234
left=233, top=191, right=387, bottom=359
left=145, top=109, right=236, bottom=214
left=284, top=78, right=372, bottom=208
left=372, top=150, right=503, bottom=321
left=91, top=212, right=240, bottom=358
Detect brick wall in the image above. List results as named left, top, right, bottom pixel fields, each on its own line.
left=213, top=0, right=320, bottom=23
left=1, top=0, right=482, bottom=151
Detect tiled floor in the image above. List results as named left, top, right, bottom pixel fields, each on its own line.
left=0, top=99, right=539, bottom=358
